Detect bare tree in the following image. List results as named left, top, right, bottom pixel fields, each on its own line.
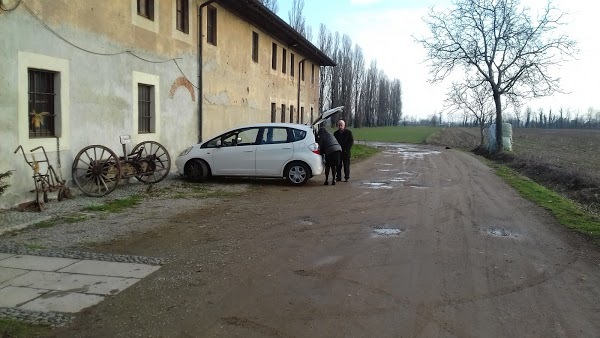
left=257, top=0, right=278, bottom=13
left=317, top=24, right=333, bottom=112
left=288, top=0, right=308, bottom=38
left=361, top=60, right=380, bottom=127
left=377, top=72, right=390, bottom=126
left=512, top=105, right=522, bottom=128
left=417, top=0, right=577, bottom=152
left=446, top=82, right=495, bottom=147
left=390, top=79, right=403, bottom=126
left=338, top=34, right=354, bottom=123
left=352, top=46, right=365, bottom=127
left=330, top=32, right=341, bottom=117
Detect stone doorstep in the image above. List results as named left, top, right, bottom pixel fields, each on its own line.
left=0, top=286, right=105, bottom=313
left=0, top=255, right=80, bottom=272
left=0, top=267, right=28, bottom=284
left=57, top=260, right=161, bottom=279
left=0, top=255, right=161, bottom=278
left=0, top=254, right=161, bottom=314
left=0, top=253, right=15, bottom=260
left=20, top=291, right=106, bottom=313
left=3, top=270, right=141, bottom=295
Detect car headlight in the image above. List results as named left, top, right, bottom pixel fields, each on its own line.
left=179, top=146, right=193, bottom=157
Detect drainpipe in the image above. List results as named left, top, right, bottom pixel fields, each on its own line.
left=296, top=58, right=306, bottom=124
left=198, top=0, right=216, bottom=143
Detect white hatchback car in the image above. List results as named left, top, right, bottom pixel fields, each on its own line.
left=175, top=107, right=343, bottom=186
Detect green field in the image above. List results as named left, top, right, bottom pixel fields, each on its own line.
left=340, top=126, right=441, bottom=144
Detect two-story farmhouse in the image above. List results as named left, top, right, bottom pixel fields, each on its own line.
left=0, top=0, right=335, bottom=207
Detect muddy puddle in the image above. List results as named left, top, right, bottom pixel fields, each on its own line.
left=295, top=216, right=317, bottom=226
left=363, top=182, right=393, bottom=189
left=371, top=226, right=404, bottom=237
left=484, top=228, right=519, bottom=239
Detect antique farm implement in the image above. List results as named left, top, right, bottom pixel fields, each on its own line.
left=14, top=145, right=72, bottom=211
left=71, top=136, right=171, bottom=197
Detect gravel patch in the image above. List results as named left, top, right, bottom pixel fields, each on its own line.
left=0, top=307, right=74, bottom=327
left=0, top=175, right=250, bottom=250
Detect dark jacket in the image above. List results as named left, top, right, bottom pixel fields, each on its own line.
left=334, top=128, right=354, bottom=152
left=317, top=128, right=342, bottom=155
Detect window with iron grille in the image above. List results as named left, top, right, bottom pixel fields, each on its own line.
left=301, top=107, right=304, bottom=124
left=207, top=5, right=217, bottom=45
left=282, top=48, right=287, bottom=74
left=137, top=0, right=154, bottom=20
left=138, top=84, right=154, bottom=133
left=252, top=32, right=259, bottom=62
left=311, top=64, right=315, bottom=84
left=290, top=53, right=295, bottom=77
left=289, top=105, right=294, bottom=123
left=28, top=69, right=56, bottom=138
left=176, top=0, right=189, bottom=33
left=281, top=104, right=286, bottom=122
left=272, top=43, right=277, bottom=70
left=301, top=61, right=305, bottom=81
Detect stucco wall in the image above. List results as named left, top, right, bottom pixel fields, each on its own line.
left=0, top=0, right=199, bottom=207
left=0, top=0, right=323, bottom=207
left=201, top=3, right=320, bottom=139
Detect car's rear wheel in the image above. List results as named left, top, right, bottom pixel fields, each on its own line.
left=185, top=159, right=209, bottom=183
left=285, top=162, right=311, bottom=186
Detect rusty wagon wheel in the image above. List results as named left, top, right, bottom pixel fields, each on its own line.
left=131, top=141, right=171, bottom=184
left=72, top=145, right=121, bottom=197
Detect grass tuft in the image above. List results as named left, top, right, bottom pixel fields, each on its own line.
left=83, top=194, right=143, bottom=213
left=34, top=219, right=57, bottom=228
left=24, top=243, right=46, bottom=250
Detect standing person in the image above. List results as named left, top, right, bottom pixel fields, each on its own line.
left=334, top=119, right=354, bottom=182
left=317, top=127, right=342, bottom=185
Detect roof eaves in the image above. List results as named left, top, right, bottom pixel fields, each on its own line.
left=215, top=0, right=336, bottom=67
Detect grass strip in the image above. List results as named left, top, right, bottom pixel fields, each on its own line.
left=0, top=319, right=51, bottom=338
left=351, top=144, right=380, bottom=162
left=496, top=165, right=600, bottom=242
left=349, top=126, right=441, bottom=144
left=83, top=194, right=143, bottom=213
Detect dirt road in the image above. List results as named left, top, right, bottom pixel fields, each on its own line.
left=56, top=143, right=600, bottom=337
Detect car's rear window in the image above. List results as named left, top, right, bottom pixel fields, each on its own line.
left=289, top=128, right=307, bottom=142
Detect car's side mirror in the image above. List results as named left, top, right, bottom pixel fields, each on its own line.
left=236, top=137, right=243, bottom=144
left=216, top=140, right=222, bottom=147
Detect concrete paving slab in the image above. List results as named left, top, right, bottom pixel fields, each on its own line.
left=0, top=286, right=48, bottom=307
left=19, top=291, right=105, bottom=313
left=58, top=260, right=160, bottom=278
left=0, top=255, right=79, bottom=272
left=6, top=270, right=141, bottom=295
left=0, top=267, right=28, bottom=284
left=0, top=253, right=15, bottom=260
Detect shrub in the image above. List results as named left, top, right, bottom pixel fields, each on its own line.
left=0, top=171, right=12, bottom=196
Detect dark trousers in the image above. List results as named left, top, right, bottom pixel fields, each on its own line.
left=337, top=151, right=351, bottom=180
left=324, top=151, right=341, bottom=183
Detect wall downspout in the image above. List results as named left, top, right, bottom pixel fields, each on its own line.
left=198, top=0, right=216, bottom=143
left=296, top=58, right=306, bottom=123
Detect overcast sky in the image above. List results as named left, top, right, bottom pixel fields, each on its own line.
left=276, top=0, right=597, bottom=120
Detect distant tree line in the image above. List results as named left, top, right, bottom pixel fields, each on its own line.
left=284, top=0, right=403, bottom=127
left=504, top=107, right=600, bottom=130
left=423, top=106, right=600, bottom=132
